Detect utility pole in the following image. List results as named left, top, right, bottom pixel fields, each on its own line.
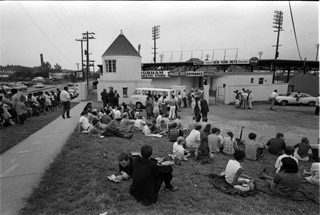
left=82, top=31, right=95, bottom=94
left=152, top=25, right=160, bottom=63
left=316, top=44, right=319, bottom=61
left=272, top=10, right=284, bottom=83
left=258, top=51, right=263, bottom=60
left=75, top=39, right=85, bottom=81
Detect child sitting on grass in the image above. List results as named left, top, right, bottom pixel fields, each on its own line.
left=222, top=150, right=255, bottom=191
left=303, top=162, right=320, bottom=185
left=170, top=136, right=190, bottom=161
left=244, top=133, right=266, bottom=162
left=294, top=137, right=311, bottom=161
left=222, top=132, right=238, bottom=155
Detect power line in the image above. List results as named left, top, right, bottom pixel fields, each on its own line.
left=18, top=3, right=74, bottom=67
left=289, top=2, right=303, bottom=61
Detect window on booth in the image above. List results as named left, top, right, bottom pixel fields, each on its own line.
left=105, top=60, right=116, bottom=73
left=251, top=78, right=254, bottom=84
left=123, top=87, right=128, bottom=98
left=259, top=78, right=264, bottom=84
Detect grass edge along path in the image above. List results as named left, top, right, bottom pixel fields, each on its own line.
left=0, top=102, right=78, bottom=154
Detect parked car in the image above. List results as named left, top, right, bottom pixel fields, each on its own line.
left=24, top=81, right=33, bottom=87
left=68, top=89, right=79, bottom=99
left=275, top=92, right=316, bottom=106
left=11, top=82, right=27, bottom=91
left=35, top=83, right=45, bottom=88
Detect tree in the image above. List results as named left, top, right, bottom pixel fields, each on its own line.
left=53, top=63, right=62, bottom=72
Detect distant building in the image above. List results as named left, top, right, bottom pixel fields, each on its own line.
left=0, top=70, right=15, bottom=78
left=97, top=32, right=151, bottom=104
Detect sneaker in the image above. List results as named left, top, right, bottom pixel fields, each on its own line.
left=125, top=134, right=133, bottom=139
left=99, top=135, right=105, bottom=139
left=67, top=116, right=71, bottom=118
left=164, top=186, right=179, bottom=192
left=62, top=115, right=65, bottom=119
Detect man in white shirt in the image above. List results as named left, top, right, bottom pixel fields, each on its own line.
left=60, top=86, right=71, bottom=119
left=185, top=125, right=201, bottom=157
left=269, top=90, right=278, bottom=110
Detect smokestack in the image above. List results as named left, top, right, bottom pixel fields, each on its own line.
left=40, top=54, right=44, bottom=66
left=138, top=44, right=141, bottom=54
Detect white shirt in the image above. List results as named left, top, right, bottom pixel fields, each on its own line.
left=225, top=159, right=241, bottom=185
left=270, top=91, right=277, bottom=98
left=275, top=154, right=299, bottom=173
left=134, top=119, right=145, bottom=128
left=173, top=142, right=185, bottom=157
left=60, top=90, right=70, bottom=102
left=186, top=129, right=201, bottom=148
left=79, top=116, right=91, bottom=130
left=114, top=110, right=121, bottom=120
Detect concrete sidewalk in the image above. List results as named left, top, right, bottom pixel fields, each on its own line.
left=0, top=101, right=86, bottom=215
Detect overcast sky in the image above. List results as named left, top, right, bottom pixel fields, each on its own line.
left=0, top=1, right=318, bottom=70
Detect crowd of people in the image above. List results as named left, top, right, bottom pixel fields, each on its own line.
left=0, top=87, right=66, bottom=127
left=233, top=88, right=254, bottom=110
left=78, top=89, right=319, bottom=206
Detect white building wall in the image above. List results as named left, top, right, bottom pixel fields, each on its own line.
left=101, top=55, right=142, bottom=80
left=151, top=76, right=200, bottom=93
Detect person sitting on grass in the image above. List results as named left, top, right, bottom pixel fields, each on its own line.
left=157, top=119, right=169, bottom=135
left=116, top=152, right=135, bottom=181
left=222, top=132, right=238, bottom=155
left=260, top=157, right=302, bottom=197
left=78, top=111, right=92, bottom=133
left=168, top=122, right=183, bottom=142
left=274, top=146, right=298, bottom=173
left=134, top=115, right=146, bottom=131
left=99, top=108, right=112, bottom=125
left=118, top=112, right=135, bottom=133
left=90, top=118, right=133, bottom=139
left=171, top=136, right=190, bottom=161
left=244, top=133, right=266, bottom=162
left=303, top=162, right=320, bottom=185
left=208, top=127, right=223, bottom=158
left=197, top=124, right=211, bottom=159
left=294, top=137, right=311, bottom=161
left=185, top=125, right=202, bottom=157
left=266, top=133, right=286, bottom=156
left=188, top=116, right=198, bottom=132
left=129, top=145, right=178, bottom=206
left=223, top=150, right=255, bottom=191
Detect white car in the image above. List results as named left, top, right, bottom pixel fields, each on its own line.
left=68, top=89, right=79, bottom=99
left=35, top=83, right=45, bottom=88
left=275, top=92, right=316, bottom=106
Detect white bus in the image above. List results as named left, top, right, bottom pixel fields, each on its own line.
left=130, top=87, right=173, bottom=108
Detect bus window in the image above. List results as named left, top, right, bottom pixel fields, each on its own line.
left=133, top=90, right=141, bottom=95
left=152, top=91, right=158, bottom=96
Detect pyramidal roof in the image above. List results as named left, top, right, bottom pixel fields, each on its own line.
left=102, top=31, right=141, bottom=57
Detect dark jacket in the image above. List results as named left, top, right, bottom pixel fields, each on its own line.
left=200, top=99, right=209, bottom=114
left=129, top=156, right=173, bottom=206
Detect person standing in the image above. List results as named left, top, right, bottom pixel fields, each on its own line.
left=247, top=90, right=253, bottom=109
left=129, top=145, right=178, bottom=206
left=200, top=98, right=209, bottom=121
left=315, top=94, right=320, bottom=115
left=108, top=88, right=115, bottom=108
left=182, top=89, right=187, bottom=108
left=168, top=95, right=177, bottom=120
left=296, top=92, right=302, bottom=107
left=56, top=88, right=61, bottom=108
left=115, top=90, right=120, bottom=107
left=60, top=86, right=71, bottom=119
left=269, top=90, right=278, bottom=110
left=101, top=89, right=109, bottom=108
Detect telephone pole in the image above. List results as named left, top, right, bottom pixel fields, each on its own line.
left=82, top=31, right=95, bottom=93
left=152, top=25, right=160, bottom=63
left=75, top=38, right=85, bottom=81
left=272, top=10, right=284, bottom=83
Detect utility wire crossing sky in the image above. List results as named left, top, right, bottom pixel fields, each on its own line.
left=0, top=1, right=318, bottom=70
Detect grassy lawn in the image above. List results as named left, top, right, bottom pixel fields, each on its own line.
left=19, top=102, right=319, bottom=215
left=0, top=102, right=78, bottom=154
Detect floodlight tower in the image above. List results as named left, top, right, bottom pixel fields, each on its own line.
left=152, top=25, right=160, bottom=63
left=258, top=51, right=263, bottom=60
left=272, top=10, right=284, bottom=60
